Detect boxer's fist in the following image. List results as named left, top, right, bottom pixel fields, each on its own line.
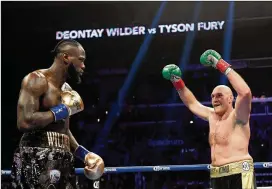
left=200, top=50, right=222, bottom=67
left=162, top=64, right=182, bottom=80
left=200, top=50, right=232, bottom=75
left=50, top=90, right=84, bottom=121
left=61, top=90, right=84, bottom=116
left=84, top=152, right=105, bottom=180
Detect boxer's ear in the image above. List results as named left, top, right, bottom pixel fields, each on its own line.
left=229, top=95, right=234, bottom=104
left=62, top=53, right=70, bottom=65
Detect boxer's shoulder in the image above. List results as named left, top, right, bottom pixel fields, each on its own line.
left=24, top=69, right=47, bottom=79
left=22, top=70, right=49, bottom=95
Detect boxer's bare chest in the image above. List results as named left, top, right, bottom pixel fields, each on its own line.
left=38, top=71, right=68, bottom=133
left=40, top=82, right=62, bottom=111
left=209, top=115, right=234, bottom=146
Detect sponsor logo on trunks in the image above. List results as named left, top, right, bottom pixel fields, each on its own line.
left=263, top=162, right=272, bottom=168
left=47, top=132, right=69, bottom=149
left=153, top=166, right=171, bottom=171
left=104, top=168, right=117, bottom=172
left=49, top=169, right=61, bottom=184
left=242, top=162, right=250, bottom=171
left=218, top=165, right=230, bottom=174
left=93, top=181, right=100, bottom=189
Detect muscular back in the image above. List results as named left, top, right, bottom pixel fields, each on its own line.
left=17, top=69, right=67, bottom=133
left=208, top=110, right=252, bottom=166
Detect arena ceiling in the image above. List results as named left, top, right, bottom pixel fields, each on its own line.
left=2, top=2, right=272, bottom=72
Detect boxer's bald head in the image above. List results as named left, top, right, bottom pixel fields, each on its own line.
left=213, top=85, right=233, bottom=96
left=211, top=85, right=234, bottom=116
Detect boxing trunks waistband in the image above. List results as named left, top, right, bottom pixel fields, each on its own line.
left=210, top=160, right=254, bottom=178
left=19, top=131, right=70, bottom=151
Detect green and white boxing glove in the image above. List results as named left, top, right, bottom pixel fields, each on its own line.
left=200, top=49, right=232, bottom=75
left=162, top=64, right=185, bottom=91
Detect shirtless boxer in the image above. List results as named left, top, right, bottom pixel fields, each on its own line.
left=11, top=39, right=104, bottom=189
left=162, top=50, right=256, bottom=189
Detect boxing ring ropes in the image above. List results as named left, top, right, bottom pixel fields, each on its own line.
left=1, top=98, right=272, bottom=188
left=2, top=162, right=272, bottom=188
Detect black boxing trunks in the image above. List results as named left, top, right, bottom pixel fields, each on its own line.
left=11, top=131, right=78, bottom=189
left=210, top=160, right=257, bottom=189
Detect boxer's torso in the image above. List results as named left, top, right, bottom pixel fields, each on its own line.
left=208, top=110, right=252, bottom=166
left=39, top=69, right=69, bottom=134
left=18, top=69, right=69, bottom=134
left=18, top=69, right=72, bottom=150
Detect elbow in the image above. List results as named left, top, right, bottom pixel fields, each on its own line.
left=17, top=116, right=39, bottom=132
left=240, top=88, right=252, bottom=98
left=17, top=121, right=31, bottom=132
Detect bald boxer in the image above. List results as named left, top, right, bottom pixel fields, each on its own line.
left=163, top=50, right=256, bottom=189
left=11, top=39, right=104, bottom=189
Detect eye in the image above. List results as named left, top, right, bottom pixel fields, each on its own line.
left=78, top=57, right=85, bottom=62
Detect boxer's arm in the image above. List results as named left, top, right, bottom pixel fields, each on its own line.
left=68, top=126, right=105, bottom=180
left=17, top=72, right=55, bottom=131
left=226, top=69, right=252, bottom=125
left=67, top=128, right=80, bottom=152
left=200, top=50, right=252, bottom=124
left=64, top=117, right=79, bottom=151
left=177, top=86, right=214, bottom=121
left=63, top=85, right=80, bottom=152
left=163, top=65, right=213, bottom=121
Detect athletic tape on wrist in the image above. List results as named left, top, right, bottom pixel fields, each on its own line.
left=75, top=145, right=90, bottom=162
left=50, top=104, right=69, bottom=121
left=224, top=67, right=233, bottom=75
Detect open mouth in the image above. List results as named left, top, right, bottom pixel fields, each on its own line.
left=213, top=104, right=221, bottom=107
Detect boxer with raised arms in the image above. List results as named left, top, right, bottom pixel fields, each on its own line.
left=162, top=50, right=256, bottom=189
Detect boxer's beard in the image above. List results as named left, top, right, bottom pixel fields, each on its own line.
left=67, top=63, right=81, bottom=84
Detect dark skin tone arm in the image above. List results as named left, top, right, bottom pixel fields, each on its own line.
left=17, top=72, right=55, bottom=131
left=68, top=129, right=79, bottom=152
left=62, top=84, right=80, bottom=152
left=64, top=118, right=79, bottom=152
left=18, top=71, right=81, bottom=152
